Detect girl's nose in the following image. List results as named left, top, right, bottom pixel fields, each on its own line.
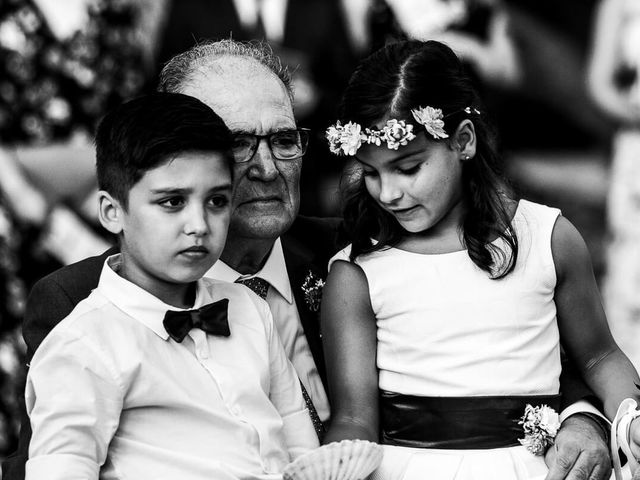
left=378, top=176, right=402, bottom=204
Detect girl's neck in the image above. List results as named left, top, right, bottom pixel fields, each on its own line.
left=395, top=197, right=468, bottom=255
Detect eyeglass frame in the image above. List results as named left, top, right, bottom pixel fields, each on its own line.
left=230, top=128, right=311, bottom=164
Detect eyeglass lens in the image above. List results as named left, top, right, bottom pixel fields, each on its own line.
left=232, top=130, right=309, bottom=163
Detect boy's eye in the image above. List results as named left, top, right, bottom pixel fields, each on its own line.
left=362, top=169, right=378, bottom=178
left=208, top=195, right=230, bottom=208
left=159, top=197, right=184, bottom=208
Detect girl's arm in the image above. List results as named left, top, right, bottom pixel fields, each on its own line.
left=552, top=215, right=640, bottom=420
left=320, top=260, right=379, bottom=444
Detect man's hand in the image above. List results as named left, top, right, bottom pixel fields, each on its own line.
left=545, top=414, right=611, bottom=480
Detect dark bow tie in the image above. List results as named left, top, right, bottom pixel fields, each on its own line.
left=163, top=299, right=230, bottom=343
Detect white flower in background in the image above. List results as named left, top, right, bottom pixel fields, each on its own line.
left=0, top=19, right=28, bottom=53
left=44, top=97, right=71, bottom=123
left=385, top=0, right=468, bottom=39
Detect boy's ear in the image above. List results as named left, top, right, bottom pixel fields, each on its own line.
left=98, top=191, right=124, bottom=235
left=453, top=119, right=477, bottom=161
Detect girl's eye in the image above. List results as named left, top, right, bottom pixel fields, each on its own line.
left=159, top=197, right=184, bottom=208
left=398, top=164, right=421, bottom=175
left=208, top=196, right=230, bottom=208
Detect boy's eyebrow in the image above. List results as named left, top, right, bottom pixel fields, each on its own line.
left=150, top=183, right=233, bottom=195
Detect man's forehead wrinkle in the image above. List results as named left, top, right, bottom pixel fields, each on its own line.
left=191, top=56, right=280, bottom=85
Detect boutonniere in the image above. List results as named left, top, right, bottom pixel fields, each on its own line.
left=518, top=404, right=560, bottom=455
left=301, top=270, right=325, bottom=312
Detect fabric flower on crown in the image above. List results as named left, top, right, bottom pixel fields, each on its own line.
left=301, top=270, right=325, bottom=312
left=326, top=121, right=364, bottom=156
left=518, top=404, right=561, bottom=455
left=411, top=106, right=449, bottom=139
left=380, top=119, right=416, bottom=150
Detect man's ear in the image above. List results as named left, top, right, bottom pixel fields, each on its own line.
left=98, top=191, right=124, bottom=235
left=453, top=119, right=477, bottom=161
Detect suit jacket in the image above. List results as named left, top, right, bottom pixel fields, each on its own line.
left=2, top=215, right=342, bottom=479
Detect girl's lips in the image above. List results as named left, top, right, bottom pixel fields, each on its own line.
left=390, top=205, right=419, bottom=218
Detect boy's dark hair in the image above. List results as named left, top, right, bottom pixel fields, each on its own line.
left=96, top=92, right=234, bottom=209
left=338, top=40, right=518, bottom=278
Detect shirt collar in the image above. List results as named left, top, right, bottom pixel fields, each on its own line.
left=205, top=238, right=293, bottom=303
left=97, top=254, right=213, bottom=340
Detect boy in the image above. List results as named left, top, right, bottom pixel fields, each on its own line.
left=24, top=93, right=319, bottom=479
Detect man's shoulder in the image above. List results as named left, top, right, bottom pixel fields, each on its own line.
left=24, top=248, right=116, bottom=357
left=31, top=248, right=115, bottom=299
left=282, top=215, right=344, bottom=263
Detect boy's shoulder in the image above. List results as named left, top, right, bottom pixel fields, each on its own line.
left=31, top=288, right=128, bottom=366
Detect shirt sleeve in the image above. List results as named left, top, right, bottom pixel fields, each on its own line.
left=25, top=328, right=124, bottom=480
left=260, top=300, right=319, bottom=457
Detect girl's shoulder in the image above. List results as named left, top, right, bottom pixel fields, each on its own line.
left=513, top=199, right=561, bottom=228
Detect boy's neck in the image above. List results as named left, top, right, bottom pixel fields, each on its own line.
left=116, top=259, right=198, bottom=309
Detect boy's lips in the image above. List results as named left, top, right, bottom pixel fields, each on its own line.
left=179, top=246, right=210, bottom=257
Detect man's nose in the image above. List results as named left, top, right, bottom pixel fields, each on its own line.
left=246, top=138, right=279, bottom=181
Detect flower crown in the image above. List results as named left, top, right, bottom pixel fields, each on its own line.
left=326, top=106, right=480, bottom=156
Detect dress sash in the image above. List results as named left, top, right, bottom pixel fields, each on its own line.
left=380, top=391, right=561, bottom=449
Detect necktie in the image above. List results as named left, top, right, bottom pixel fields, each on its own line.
left=236, top=276, right=325, bottom=440
left=237, top=277, right=270, bottom=299
left=163, top=299, right=230, bottom=343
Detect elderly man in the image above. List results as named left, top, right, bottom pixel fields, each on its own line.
left=3, top=39, right=612, bottom=480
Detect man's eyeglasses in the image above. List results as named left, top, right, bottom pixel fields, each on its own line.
left=231, top=128, right=310, bottom=164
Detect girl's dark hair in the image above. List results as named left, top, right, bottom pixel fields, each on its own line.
left=339, top=40, right=518, bottom=278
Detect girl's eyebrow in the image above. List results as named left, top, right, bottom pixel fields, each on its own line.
left=356, top=148, right=425, bottom=167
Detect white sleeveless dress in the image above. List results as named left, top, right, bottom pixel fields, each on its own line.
left=329, top=200, right=562, bottom=480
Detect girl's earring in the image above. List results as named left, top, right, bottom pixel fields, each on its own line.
left=463, top=154, right=470, bottom=161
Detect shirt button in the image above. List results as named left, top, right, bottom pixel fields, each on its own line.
left=231, top=406, right=241, bottom=416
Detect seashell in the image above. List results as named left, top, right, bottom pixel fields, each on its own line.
left=283, top=439, right=383, bottom=480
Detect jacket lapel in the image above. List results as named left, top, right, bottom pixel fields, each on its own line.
left=282, top=235, right=328, bottom=390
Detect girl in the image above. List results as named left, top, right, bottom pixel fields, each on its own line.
left=321, top=40, right=640, bottom=480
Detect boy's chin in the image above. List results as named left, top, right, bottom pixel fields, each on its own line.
left=172, top=262, right=217, bottom=284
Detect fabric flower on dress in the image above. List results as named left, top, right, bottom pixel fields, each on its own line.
left=518, top=404, right=560, bottom=455
left=301, top=270, right=325, bottom=312
left=411, top=106, right=448, bottom=139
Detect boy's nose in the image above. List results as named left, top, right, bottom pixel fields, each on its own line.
left=184, top=206, right=209, bottom=236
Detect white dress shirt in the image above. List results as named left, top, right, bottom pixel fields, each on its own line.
left=207, top=238, right=330, bottom=422
left=25, top=255, right=318, bottom=480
